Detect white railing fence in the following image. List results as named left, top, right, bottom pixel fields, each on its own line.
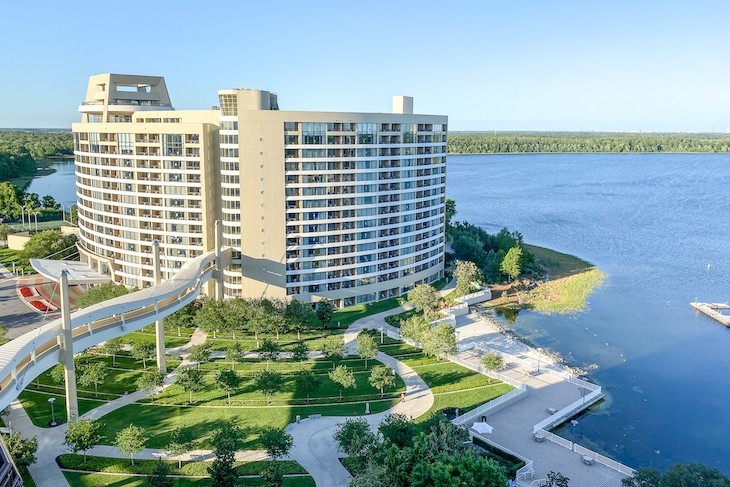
left=454, top=386, right=528, bottom=427
left=536, top=429, right=635, bottom=476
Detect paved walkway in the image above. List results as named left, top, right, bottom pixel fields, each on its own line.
left=454, top=310, right=628, bottom=487
left=286, top=305, right=434, bottom=487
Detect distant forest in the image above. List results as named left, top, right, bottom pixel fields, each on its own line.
left=0, top=130, right=73, bottom=180
left=447, top=131, right=730, bottom=154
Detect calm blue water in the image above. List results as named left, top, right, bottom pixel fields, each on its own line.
left=447, top=153, right=730, bottom=474
left=24, top=158, right=76, bottom=207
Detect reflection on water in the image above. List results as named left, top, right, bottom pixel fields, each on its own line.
left=448, top=153, right=730, bottom=473
left=24, top=158, right=76, bottom=207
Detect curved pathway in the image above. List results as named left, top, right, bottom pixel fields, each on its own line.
left=286, top=305, right=434, bottom=487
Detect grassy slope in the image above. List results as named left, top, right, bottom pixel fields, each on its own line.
left=521, top=244, right=606, bottom=313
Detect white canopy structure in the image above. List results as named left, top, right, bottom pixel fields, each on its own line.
left=30, top=259, right=111, bottom=285
left=471, top=422, right=494, bottom=435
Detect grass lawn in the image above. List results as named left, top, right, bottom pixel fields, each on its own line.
left=97, top=398, right=398, bottom=450
left=486, top=244, right=606, bottom=314
left=18, top=390, right=100, bottom=427
left=57, top=454, right=307, bottom=476
left=62, top=472, right=314, bottom=486
left=378, top=338, right=514, bottom=420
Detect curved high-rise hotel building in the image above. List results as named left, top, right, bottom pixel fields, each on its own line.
left=73, top=74, right=447, bottom=307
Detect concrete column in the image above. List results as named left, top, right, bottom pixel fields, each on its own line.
left=153, top=240, right=166, bottom=374
left=215, top=220, right=224, bottom=301
left=59, top=270, right=79, bottom=423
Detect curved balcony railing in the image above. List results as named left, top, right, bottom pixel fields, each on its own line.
left=0, top=249, right=222, bottom=411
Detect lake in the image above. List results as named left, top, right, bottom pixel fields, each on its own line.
left=447, top=153, right=730, bottom=474
left=24, top=158, right=77, bottom=207
left=29, top=154, right=730, bottom=473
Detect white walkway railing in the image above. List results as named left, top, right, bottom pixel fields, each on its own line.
left=0, top=250, right=223, bottom=411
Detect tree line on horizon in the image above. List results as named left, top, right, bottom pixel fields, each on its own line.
left=0, top=131, right=73, bottom=181
left=447, top=131, right=730, bottom=154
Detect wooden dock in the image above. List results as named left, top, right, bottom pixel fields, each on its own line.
left=691, top=302, right=730, bottom=327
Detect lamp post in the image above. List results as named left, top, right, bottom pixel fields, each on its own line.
left=379, top=326, right=384, bottom=344
left=48, top=397, right=57, bottom=426
left=570, top=420, right=579, bottom=451
left=537, top=348, right=543, bottom=372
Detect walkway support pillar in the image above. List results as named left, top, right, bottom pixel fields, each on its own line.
left=153, top=240, right=167, bottom=374
left=215, top=220, right=224, bottom=301
left=59, top=270, right=79, bottom=423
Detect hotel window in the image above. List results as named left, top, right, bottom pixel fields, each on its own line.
left=118, top=133, right=133, bottom=155
left=357, top=123, right=377, bottom=144
left=219, top=94, right=238, bottom=116
left=163, top=134, right=183, bottom=156
left=302, top=123, right=326, bottom=144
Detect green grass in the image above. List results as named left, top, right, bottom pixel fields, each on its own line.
left=97, top=399, right=398, bottom=450
left=384, top=339, right=514, bottom=419
left=523, top=268, right=606, bottom=313
left=62, top=472, right=314, bottom=487
left=17, top=390, right=100, bottom=427
left=57, top=454, right=307, bottom=476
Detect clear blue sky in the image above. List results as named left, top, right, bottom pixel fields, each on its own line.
left=3, top=0, right=730, bottom=131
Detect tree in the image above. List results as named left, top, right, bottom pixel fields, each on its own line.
left=285, top=299, right=314, bottom=340
left=357, top=333, right=378, bottom=368
left=407, top=284, right=440, bottom=318
left=621, top=463, right=730, bottom=487
left=291, top=341, right=309, bottom=369
left=369, top=365, right=395, bottom=398
left=411, top=449, right=507, bottom=487
left=131, top=342, right=156, bottom=369
left=421, top=323, right=457, bottom=360
left=445, top=197, right=457, bottom=228
left=329, top=365, right=356, bottom=401
left=175, top=367, right=205, bottom=404
left=136, top=370, right=165, bottom=401
left=217, top=369, right=242, bottom=405
left=115, top=424, right=147, bottom=465
left=76, top=283, right=129, bottom=308
left=295, top=370, right=320, bottom=403
left=225, top=341, right=244, bottom=370
left=260, top=464, right=285, bottom=487
left=194, top=299, right=228, bottom=339
left=6, top=432, right=37, bottom=467
left=166, top=303, right=197, bottom=337
left=0, top=182, right=22, bottom=220
left=500, top=246, right=523, bottom=281
left=254, top=370, right=283, bottom=405
left=208, top=424, right=241, bottom=487
left=0, top=224, right=10, bottom=242
left=149, top=458, right=174, bottom=487
left=454, top=260, right=482, bottom=296
left=69, top=204, right=78, bottom=225
left=19, top=229, right=77, bottom=266
left=258, top=338, right=280, bottom=370
left=188, top=343, right=212, bottom=367
left=41, top=195, right=59, bottom=211
left=50, top=363, right=65, bottom=384
left=379, top=413, right=415, bottom=448
left=545, top=471, right=571, bottom=487
left=65, top=419, right=104, bottom=463
left=316, top=298, right=334, bottom=328
left=415, top=414, right=469, bottom=459
left=78, top=362, right=108, bottom=397
left=350, top=463, right=389, bottom=487
left=481, top=353, right=504, bottom=371
left=101, top=337, right=124, bottom=366
left=334, top=418, right=376, bottom=457
left=400, top=314, right=430, bottom=344
left=166, top=427, right=194, bottom=468
left=260, top=428, right=293, bottom=460
left=322, top=336, right=346, bottom=370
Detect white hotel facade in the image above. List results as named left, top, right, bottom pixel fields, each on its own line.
left=73, top=74, right=447, bottom=307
